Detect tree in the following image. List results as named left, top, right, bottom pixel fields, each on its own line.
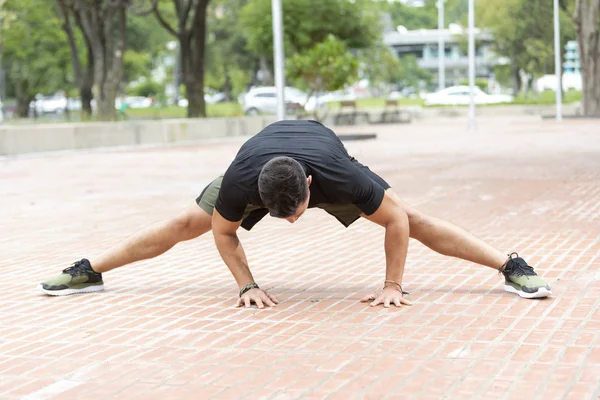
left=383, top=0, right=468, bottom=31
left=397, top=54, right=433, bottom=89
left=57, top=0, right=155, bottom=120
left=385, top=0, right=437, bottom=30
left=478, top=0, right=575, bottom=96
left=358, top=44, right=404, bottom=93
left=205, top=0, right=256, bottom=100
left=287, top=35, right=359, bottom=119
left=56, top=0, right=94, bottom=117
left=2, top=0, right=72, bottom=117
left=561, top=0, right=600, bottom=116
left=152, top=0, right=211, bottom=118
left=240, top=0, right=380, bottom=65
left=125, top=11, right=172, bottom=86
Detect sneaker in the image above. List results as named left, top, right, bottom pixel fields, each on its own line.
left=39, top=259, right=104, bottom=296
left=501, top=253, right=551, bottom=299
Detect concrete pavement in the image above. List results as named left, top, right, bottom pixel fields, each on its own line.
left=1, top=116, right=599, bottom=399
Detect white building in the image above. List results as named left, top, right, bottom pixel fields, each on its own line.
left=383, top=24, right=509, bottom=87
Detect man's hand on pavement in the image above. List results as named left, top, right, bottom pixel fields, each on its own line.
left=237, top=288, right=279, bottom=309
left=361, top=286, right=412, bottom=308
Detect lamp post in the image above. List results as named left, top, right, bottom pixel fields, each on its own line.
left=468, top=0, right=476, bottom=132
left=271, top=0, right=285, bottom=121
left=553, top=0, right=562, bottom=121
left=437, top=0, right=445, bottom=91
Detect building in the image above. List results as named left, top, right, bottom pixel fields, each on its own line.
left=563, top=40, right=580, bottom=73
left=383, top=24, right=509, bottom=87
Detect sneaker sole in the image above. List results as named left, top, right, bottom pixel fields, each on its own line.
left=38, top=283, right=104, bottom=296
left=504, top=284, right=552, bottom=299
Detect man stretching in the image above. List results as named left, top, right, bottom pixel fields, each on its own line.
left=39, top=120, right=551, bottom=307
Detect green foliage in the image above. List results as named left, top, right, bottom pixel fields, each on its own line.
left=123, top=51, right=153, bottom=83
left=384, top=0, right=468, bottom=30
left=358, top=45, right=404, bottom=89
left=477, top=0, right=576, bottom=80
left=384, top=0, right=437, bottom=30
left=396, top=55, right=433, bottom=88
left=126, top=80, right=165, bottom=97
left=491, top=65, right=512, bottom=88
left=205, top=0, right=256, bottom=97
left=123, top=14, right=172, bottom=86
left=2, top=0, right=72, bottom=108
left=240, top=0, right=381, bottom=57
left=286, top=35, right=359, bottom=95
left=229, top=68, right=253, bottom=97
left=127, top=14, right=172, bottom=59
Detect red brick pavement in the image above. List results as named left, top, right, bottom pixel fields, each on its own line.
left=1, top=116, right=599, bottom=399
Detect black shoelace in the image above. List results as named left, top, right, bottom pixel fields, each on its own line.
left=63, top=260, right=90, bottom=277
left=505, top=252, right=536, bottom=277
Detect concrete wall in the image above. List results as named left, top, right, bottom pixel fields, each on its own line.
left=0, top=103, right=582, bottom=157
left=0, top=116, right=277, bottom=157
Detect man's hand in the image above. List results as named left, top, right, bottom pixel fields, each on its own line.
left=237, top=288, right=279, bottom=309
left=361, top=287, right=412, bottom=308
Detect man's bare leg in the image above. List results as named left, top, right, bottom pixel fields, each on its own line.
left=387, top=190, right=506, bottom=270
left=385, top=189, right=551, bottom=298
left=91, top=205, right=213, bottom=273
left=39, top=205, right=213, bottom=295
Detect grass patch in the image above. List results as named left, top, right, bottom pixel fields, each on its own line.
left=511, top=90, right=581, bottom=105
left=126, top=102, right=244, bottom=118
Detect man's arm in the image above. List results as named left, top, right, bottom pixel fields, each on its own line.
left=211, top=208, right=278, bottom=308
left=361, top=190, right=412, bottom=307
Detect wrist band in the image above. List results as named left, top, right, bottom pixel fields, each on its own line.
left=239, top=282, right=259, bottom=298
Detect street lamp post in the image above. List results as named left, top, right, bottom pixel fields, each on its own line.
left=468, top=0, right=476, bottom=132
left=553, top=0, right=562, bottom=121
left=271, top=0, right=286, bottom=121
left=437, top=0, right=445, bottom=91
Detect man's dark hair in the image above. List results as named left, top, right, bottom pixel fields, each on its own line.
left=258, top=156, right=309, bottom=218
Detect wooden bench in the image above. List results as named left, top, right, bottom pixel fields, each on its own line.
left=376, top=99, right=412, bottom=124
left=334, top=100, right=370, bottom=125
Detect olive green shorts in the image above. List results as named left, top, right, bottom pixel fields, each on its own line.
left=195, top=176, right=368, bottom=231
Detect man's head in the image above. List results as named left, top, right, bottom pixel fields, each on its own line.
left=258, top=156, right=312, bottom=223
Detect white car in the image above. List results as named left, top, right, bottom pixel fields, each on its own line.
left=240, top=86, right=327, bottom=115
left=30, top=95, right=82, bottom=115
left=176, top=91, right=227, bottom=108
left=424, top=86, right=513, bottom=106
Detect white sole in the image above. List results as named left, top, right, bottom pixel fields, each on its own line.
left=504, top=284, right=552, bottom=299
left=38, top=283, right=105, bottom=296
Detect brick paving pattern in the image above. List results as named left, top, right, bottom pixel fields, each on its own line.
left=1, top=116, right=599, bottom=399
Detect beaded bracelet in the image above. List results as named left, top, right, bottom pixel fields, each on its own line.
left=239, top=282, right=260, bottom=298
left=384, top=280, right=409, bottom=295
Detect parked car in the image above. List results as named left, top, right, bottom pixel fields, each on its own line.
left=204, top=90, right=227, bottom=104
left=30, top=94, right=82, bottom=115
left=424, top=85, right=514, bottom=106
left=239, top=86, right=327, bottom=115
left=176, top=90, right=227, bottom=108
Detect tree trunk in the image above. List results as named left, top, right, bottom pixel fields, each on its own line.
left=81, top=85, right=93, bottom=117
left=16, top=98, right=31, bottom=118
left=223, top=64, right=232, bottom=101
left=511, top=62, right=521, bottom=97
left=13, top=78, right=31, bottom=118
left=153, top=0, right=211, bottom=118
left=184, top=0, right=209, bottom=118
left=57, top=0, right=94, bottom=118
left=73, top=1, right=127, bottom=121
left=575, top=0, right=600, bottom=116
left=80, top=33, right=95, bottom=117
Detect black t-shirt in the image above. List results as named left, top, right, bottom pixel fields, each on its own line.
left=215, top=120, right=385, bottom=224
